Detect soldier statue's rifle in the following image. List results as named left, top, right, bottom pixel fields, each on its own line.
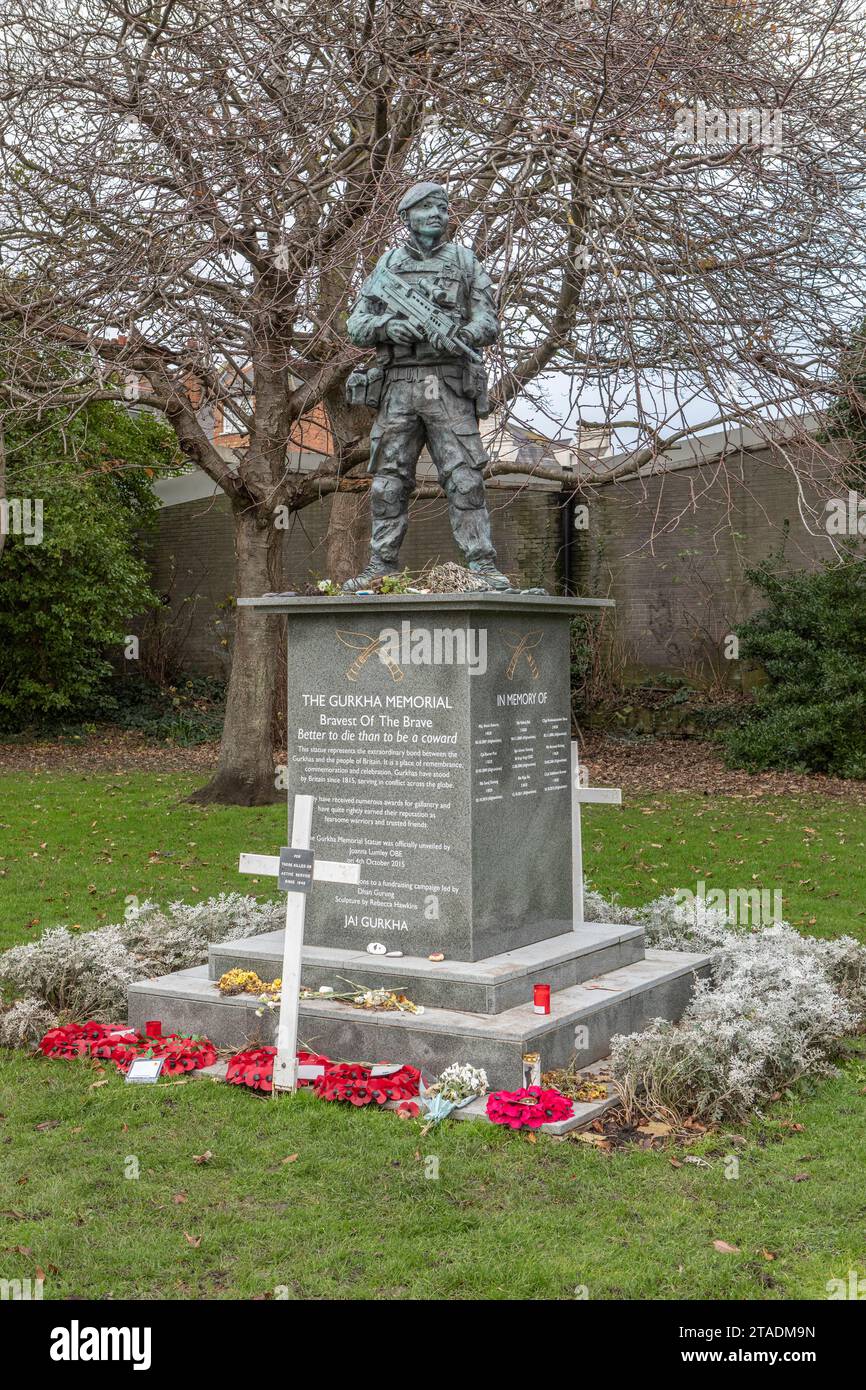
left=375, top=267, right=483, bottom=364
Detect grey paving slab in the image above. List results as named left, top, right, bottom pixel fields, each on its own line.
left=189, top=1052, right=616, bottom=1134
left=240, top=593, right=613, bottom=616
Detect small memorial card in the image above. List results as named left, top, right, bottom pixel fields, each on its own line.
left=296, top=1063, right=326, bottom=1082
left=125, top=1056, right=165, bottom=1085
left=278, top=846, right=315, bottom=893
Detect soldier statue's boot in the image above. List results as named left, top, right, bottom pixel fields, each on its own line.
left=468, top=557, right=512, bottom=591
left=342, top=553, right=400, bottom=593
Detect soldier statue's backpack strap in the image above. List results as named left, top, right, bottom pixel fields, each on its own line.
left=452, top=245, right=492, bottom=418
left=455, top=243, right=475, bottom=308
left=377, top=248, right=403, bottom=366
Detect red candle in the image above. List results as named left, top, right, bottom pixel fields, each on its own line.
left=533, top=983, right=551, bottom=1015
left=145, top=1020, right=162, bottom=1038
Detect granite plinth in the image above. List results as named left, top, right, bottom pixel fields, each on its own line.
left=238, top=592, right=609, bottom=962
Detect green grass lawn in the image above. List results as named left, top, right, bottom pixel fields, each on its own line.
left=2, top=1054, right=865, bottom=1300
left=586, top=794, right=866, bottom=943
left=2, top=769, right=866, bottom=1300
left=0, top=771, right=287, bottom=952
left=2, top=771, right=864, bottom=947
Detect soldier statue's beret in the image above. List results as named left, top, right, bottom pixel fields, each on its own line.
left=397, top=181, right=449, bottom=213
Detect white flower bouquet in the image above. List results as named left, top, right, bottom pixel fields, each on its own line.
left=433, top=1062, right=488, bottom=1104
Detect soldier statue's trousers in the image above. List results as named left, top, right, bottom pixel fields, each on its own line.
left=367, top=367, right=496, bottom=565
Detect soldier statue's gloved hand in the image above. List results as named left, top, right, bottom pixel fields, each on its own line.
left=426, top=325, right=451, bottom=353
left=385, top=319, right=423, bottom=345
left=386, top=317, right=452, bottom=353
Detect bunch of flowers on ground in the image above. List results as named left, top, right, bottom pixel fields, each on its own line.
left=432, top=1062, right=488, bottom=1103
left=417, top=1061, right=488, bottom=1129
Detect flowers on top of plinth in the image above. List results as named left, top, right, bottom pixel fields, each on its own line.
left=298, top=982, right=424, bottom=1014
left=218, top=970, right=424, bottom=1017
left=218, top=969, right=281, bottom=998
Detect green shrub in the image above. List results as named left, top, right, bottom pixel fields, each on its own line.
left=112, top=674, right=226, bottom=745
left=570, top=610, right=621, bottom=718
left=724, top=552, right=866, bottom=776
left=0, top=401, right=179, bottom=730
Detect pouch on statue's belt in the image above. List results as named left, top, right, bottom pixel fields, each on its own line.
left=390, top=340, right=466, bottom=367
left=345, top=364, right=384, bottom=409
left=463, top=363, right=491, bottom=418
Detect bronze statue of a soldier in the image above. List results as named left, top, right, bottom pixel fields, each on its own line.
left=343, top=181, right=511, bottom=592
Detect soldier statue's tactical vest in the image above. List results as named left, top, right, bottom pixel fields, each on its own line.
left=345, top=241, right=490, bottom=415
left=376, top=243, right=474, bottom=368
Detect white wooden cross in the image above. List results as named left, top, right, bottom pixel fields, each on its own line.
left=238, top=793, right=360, bottom=1093
left=571, top=741, right=622, bottom=928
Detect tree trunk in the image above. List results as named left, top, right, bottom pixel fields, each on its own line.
left=268, top=514, right=288, bottom=755
left=0, top=421, right=6, bottom=562
left=321, top=383, right=373, bottom=585
left=324, top=482, right=371, bottom=585
left=188, top=502, right=282, bottom=805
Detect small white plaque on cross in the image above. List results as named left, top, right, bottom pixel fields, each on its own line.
left=571, top=741, right=622, bottom=929
left=238, top=793, right=360, bottom=1092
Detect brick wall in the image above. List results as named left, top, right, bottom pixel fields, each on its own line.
left=142, top=486, right=563, bottom=676
left=574, top=442, right=838, bottom=679
left=141, top=437, right=842, bottom=682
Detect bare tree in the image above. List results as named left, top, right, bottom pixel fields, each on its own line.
left=0, top=417, right=6, bottom=562
left=1, top=0, right=864, bottom=801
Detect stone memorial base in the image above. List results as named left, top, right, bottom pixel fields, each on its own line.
left=128, top=591, right=709, bottom=1090
left=128, top=925, right=709, bottom=1090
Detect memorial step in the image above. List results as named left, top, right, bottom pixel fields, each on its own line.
left=128, top=947, right=710, bottom=1091
left=207, top=922, right=646, bottom=1015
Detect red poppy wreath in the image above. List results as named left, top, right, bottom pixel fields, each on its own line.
left=486, top=1086, right=574, bottom=1129
left=313, top=1061, right=421, bottom=1106
left=225, top=1047, right=331, bottom=1093
left=224, top=1049, right=421, bottom=1104
left=38, top=1022, right=217, bottom=1075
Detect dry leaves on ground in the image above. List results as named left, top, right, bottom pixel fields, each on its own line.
left=4, top=728, right=866, bottom=805
left=578, top=733, right=866, bottom=805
